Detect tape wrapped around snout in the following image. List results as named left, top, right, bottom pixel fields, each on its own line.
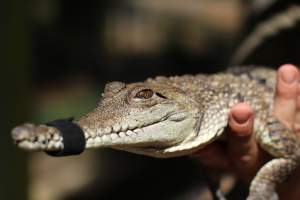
left=45, top=118, right=86, bottom=156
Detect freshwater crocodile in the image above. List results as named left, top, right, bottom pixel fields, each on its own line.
left=11, top=67, right=300, bottom=199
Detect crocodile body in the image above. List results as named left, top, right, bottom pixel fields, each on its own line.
left=11, top=67, right=300, bottom=199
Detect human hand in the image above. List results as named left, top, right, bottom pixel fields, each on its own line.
left=192, top=64, right=300, bottom=185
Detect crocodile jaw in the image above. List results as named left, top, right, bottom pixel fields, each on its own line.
left=80, top=116, right=198, bottom=157
left=11, top=123, right=64, bottom=151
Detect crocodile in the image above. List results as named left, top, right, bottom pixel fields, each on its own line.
left=11, top=67, right=300, bottom=199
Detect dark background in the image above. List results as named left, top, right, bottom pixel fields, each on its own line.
left=1, top=0, right=300, bottom=199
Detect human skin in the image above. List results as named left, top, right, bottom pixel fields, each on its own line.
left=193, top=64, right=300, bottom=199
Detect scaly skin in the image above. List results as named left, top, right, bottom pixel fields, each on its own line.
left=11, top=67, right=300, bottom=199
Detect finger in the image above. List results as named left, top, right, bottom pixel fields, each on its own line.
left=293, top=84, right=300, bottom=133
left=227, top=103, right=259, bottom=182
left=228, top=103, right=254, bottom=160
left=273, top=64, right=299, bottom=129
left=191, top=143, right=231, bottom=170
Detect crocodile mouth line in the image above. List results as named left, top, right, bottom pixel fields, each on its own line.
left=86, top=126, right=148, bottom=146
left=14, top=136, right=64, bottom=152
left=85, top=120, right=168, bottom=147
left=12, top=124, right=64, bottom=150
left=85, top=111, right=187, bottom=147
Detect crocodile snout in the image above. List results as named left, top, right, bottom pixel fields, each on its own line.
left=11, top=124, right=35, bottom=143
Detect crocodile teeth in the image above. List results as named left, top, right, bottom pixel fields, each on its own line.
left=110, top=133, right=119, bottom=140
left=90, top=130, right=97, bottom=138
left=95, top=136, right=102, bottom=143
left=119, top=132, right=126, bottom=137
left=27, top=142, right=34, bottom=149
left=102, top=135, right=110, bottom=142
left=87, top=138, right=94, bottom=145
left=54, top=142, right=61, bottom=149
left=113, top=124, right=121, bottom=132
left=38, top=135, right=46, bottom=142
left=48, top=141, right=56, bottom=149
left=126, top=130, right=136, bottom=137
left=53, top=134, right=60, bottom=141
left=84, top=132, right=90, bottom=139
left=121, top=124, right=128, bottom=131
left=103, top=127, right=112, bottom=134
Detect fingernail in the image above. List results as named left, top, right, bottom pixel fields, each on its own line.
left=280, top=68, right=297, bottom=84
left=232, top=111, right=251, bottom=124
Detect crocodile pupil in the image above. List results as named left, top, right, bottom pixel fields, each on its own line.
left=135, top=89, right=153, bottom=99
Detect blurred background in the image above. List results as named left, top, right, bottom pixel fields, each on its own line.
left=1, top=0, right=300, bottom=199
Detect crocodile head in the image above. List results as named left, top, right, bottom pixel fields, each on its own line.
left=77, top=81, right=201, bottom=157
left=11, top=80, right=202, bottom=158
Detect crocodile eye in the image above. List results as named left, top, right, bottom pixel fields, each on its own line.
left=135, top=89, right=154, bottom=99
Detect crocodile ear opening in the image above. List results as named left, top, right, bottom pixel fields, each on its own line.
left=155, top=92, right=168, bottom=99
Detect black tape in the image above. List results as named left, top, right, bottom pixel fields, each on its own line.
left=45, top=118, right=86, bottom=156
